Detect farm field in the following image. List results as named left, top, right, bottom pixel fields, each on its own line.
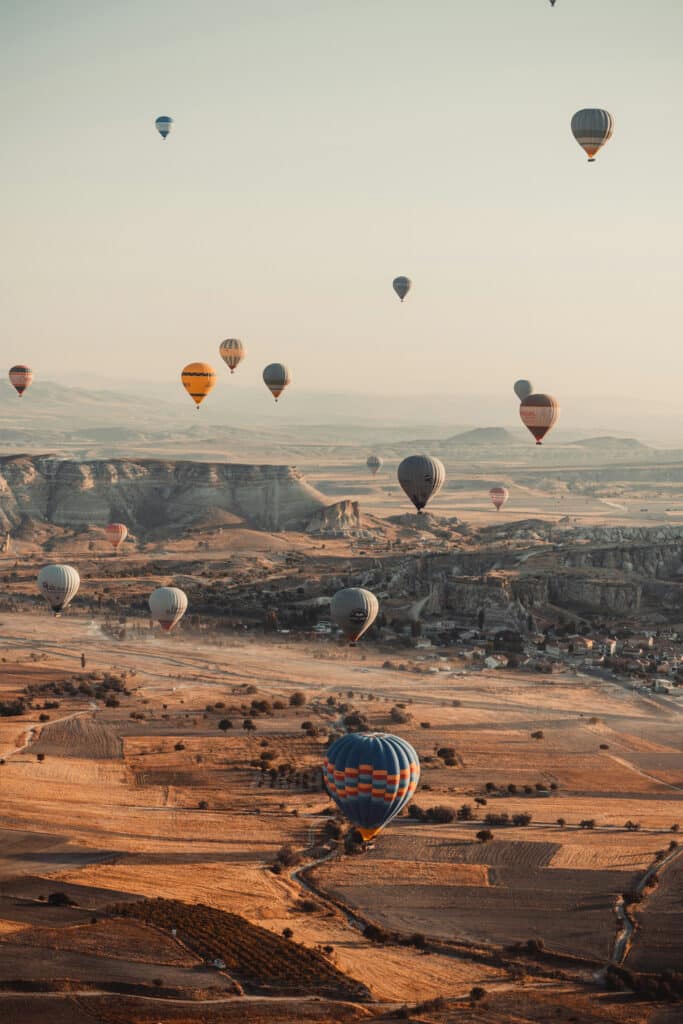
left=0, top=609, right=681, bottom=1020
left=627, top=853, right=683, bottom=973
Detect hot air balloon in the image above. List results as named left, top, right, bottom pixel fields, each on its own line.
left=324, top=732, right=420, bottom=842
left=392, top=276, right=412, bottom=303
left=155, top=116, right=174, bottom=139
left=105, top=523, right=128, bottom=551
left=571, top=109, right=614, bottom=162
left=513, top=379, right=533, bottom=402
left=9, top=365, right=33, bottom=397
left=149, top=587, right=188, bottom=632
left=490, top=486, right=509, bottom=511
left=397, top=455, right=445, bottom=513
left=219, top=339, right=246, bottom=374
left=366, top=455, right=383, bottom=476
left=331, top=588, right=379, bottom=644
left=520, top=393, right=560, bottom=445
left=263, top=363, right=291, bottom=402
left=181, top=363, right=217, bottom=409
left=37, top=565, right=80, bottom=615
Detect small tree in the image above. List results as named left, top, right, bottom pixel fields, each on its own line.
left=470, top=987, right=487, bottom=1003
left=243, top=718, right=256, bottom=731
left=476, top=829, right=493, bottom=843
left=282, top=927, right=293, bottom=939
left=289, top=691, right=306, bottom=707
left=218, top=719, right=233, bottom=732
left=47, top=892, right=75, bottom=907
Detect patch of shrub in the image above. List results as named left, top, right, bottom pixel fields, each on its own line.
left=390, top=706, right=410, bottom=724
left=47, top=892, right=76, bottom=907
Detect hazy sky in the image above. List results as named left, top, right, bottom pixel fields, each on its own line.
left=3, top=1, right=683, bottom=409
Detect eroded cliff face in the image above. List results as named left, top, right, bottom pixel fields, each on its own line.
left=0, top=456, right=328, bottom=533
left=366, top=521, right=683, bottom=626
left=305, top=500, right=362, bottom=536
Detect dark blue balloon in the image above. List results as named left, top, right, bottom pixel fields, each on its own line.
left=323, top=732, right=420, bottom=840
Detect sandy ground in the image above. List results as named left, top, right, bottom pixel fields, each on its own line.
left=0, top=610, right=680, bottom=1014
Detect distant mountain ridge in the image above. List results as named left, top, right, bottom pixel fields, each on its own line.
left=445, top=427, right=517, bottom=446
left=570, top=435, right=651, bottom=451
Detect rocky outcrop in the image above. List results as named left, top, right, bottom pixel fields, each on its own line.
left=513, top=574, right=643, bottom=616
left=0, top=456, right=328, bottom=534
left=366, top=519, right=683, bottom=625
left=305, top=500, right=362, bottom=537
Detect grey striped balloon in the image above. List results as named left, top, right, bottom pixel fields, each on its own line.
left=331, top=587, right=379, bottom=644
left=397, top=455, right=446, bottom=513
left=571, top=109, right=614, bottom=162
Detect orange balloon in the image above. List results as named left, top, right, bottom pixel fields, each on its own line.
left=105, top=523, right=128, bottom=550
left=9, top=365, right=33, bottom=397
left=181, top=363, right=217, bottom=408
left=519, top=394, right=560, bottom=445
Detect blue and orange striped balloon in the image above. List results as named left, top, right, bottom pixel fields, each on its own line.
left=323, top=733, right=420, bottom=841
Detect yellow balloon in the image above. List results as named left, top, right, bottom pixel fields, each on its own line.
left=181, top=362, right=217, bottom=408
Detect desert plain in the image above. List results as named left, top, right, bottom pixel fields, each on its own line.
left=1, top=579, right=682, bottom=1022
left=0, top=424, right=682, bottom=1022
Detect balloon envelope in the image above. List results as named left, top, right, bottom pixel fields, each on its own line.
left=490, top=486, right=509, bottom=511
left=324, top=732, right=420, bottom=841
left=149, top=587, right=188, bottom=632
left=397, top=455, right=445, bottom=513
left=105, top=523, right=128, bottom=550
left=571, top=109, right=614, bottom=161
left=181, top=363, right=217, bottom=408
left=513, top=379, right=533, bottom=402
left=9, top=365, right=33, bottom=397
left=366, top=455, right=383, bottom=476
left=263, top=363, right=291, bottom=401
left=219, top=339, right=246, bottom=374
left=519, top=394, right=560, bottom=445
left=392, top=276, right=412, bottom=302
left=155, top=116, right=174, bottom=139
left=37, top=565, right=80, bottom=614
left=331, top=588, right=379, bottom=643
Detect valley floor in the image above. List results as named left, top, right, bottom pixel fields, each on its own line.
left=0, top=611, right=681, bottom=1022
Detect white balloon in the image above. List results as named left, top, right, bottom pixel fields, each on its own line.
left=149, top=587, right=188, bottom=632
left=37, top=565, right=80, bottom=614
